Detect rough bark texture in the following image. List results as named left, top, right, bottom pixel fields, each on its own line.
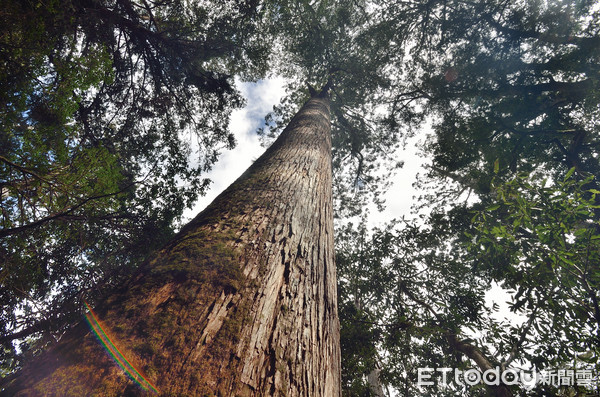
left=4, top=93, right=341, bottom=396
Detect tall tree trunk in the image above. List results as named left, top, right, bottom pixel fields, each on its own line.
left=4, top=90, right=341, bottom=396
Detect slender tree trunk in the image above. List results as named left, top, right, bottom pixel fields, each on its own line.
left=5, top=90, right=341, bottom=396
left=367, top=367, right=385, bottom=397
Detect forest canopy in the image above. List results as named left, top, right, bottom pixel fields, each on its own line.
left=0, top=0, right=268, bottom=369
left=1, top=0, right=599, bottom=395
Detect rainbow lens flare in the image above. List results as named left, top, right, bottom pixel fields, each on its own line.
left=83, top=301, right=159, bottom=394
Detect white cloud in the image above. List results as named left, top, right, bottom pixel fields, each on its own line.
left=182, top=77, right=287, bottom=223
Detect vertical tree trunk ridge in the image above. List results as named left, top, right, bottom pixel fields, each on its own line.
left=5, top=94, right=341, bottom=396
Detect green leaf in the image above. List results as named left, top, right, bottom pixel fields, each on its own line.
left=564, top=167, right=576, bottom=181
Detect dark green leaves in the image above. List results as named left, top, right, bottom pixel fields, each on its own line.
left=0, top=0, right=270, bottom=375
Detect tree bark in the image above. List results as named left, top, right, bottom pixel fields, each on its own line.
left=4, top=91, right=341, bottom=396
left=447, top=334, right=513, bottom=397
left=367, top=367, right=385, bottom=397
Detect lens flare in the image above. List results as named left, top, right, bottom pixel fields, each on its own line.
left=83, top=301, right=159, bottom=394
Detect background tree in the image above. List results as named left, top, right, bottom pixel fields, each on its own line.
left=336, top=0, right=600, bottom=395
left=337, top=173, right=599, bottom=396
left=387, top=0, right=600, bottom=193
left=0, top=0, right=269, bottom=375
left=471, top=172, right=600, bottom=386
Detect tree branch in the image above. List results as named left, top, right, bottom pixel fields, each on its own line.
left=401, top=286, right=514, bottom=397
left=0, top=184, right=134, bottom=238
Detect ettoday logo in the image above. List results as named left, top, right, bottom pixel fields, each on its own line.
left=417, top=367, right=596, bottom=390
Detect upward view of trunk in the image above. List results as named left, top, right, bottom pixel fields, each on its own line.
left=4, top=90, right=341, bottom=396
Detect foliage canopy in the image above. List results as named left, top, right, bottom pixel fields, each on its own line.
left=0, top=0, right=268, bottom=373
left=335, top=0, right=600, bottom=395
